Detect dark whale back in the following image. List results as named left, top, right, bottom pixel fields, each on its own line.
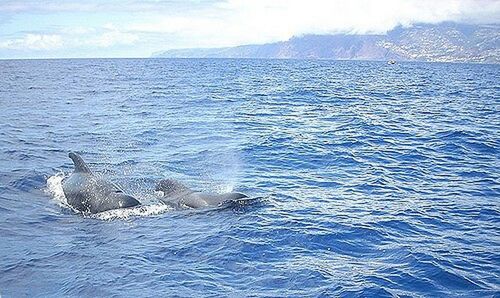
left=155, top=178, right=249, bottom=209
left=62, top=152, right=140, bottom=214
left=155, top=178, right=192, bottom=196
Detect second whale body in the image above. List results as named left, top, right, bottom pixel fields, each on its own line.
left=155, top=178, right=250, bottom=209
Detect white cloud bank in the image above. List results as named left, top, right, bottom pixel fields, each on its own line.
left=0, top=34, right=63, bottom=50
left=125, top=0, right=500, bottom=47
left=0, top=28, right=138, bottom=51
left=83, top=27, right=138, bottom=48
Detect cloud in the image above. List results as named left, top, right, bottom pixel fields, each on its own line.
left=2, top=0, right=498, bottom=25
left=0, top=34, right=62, bottom=50
left=0, top=0, right=221, bottom=13
left=0, top=26, right=138, bottom=52
left=84, top=30, right=139, bottom=48
left=60, top=26, right=96, bottom=35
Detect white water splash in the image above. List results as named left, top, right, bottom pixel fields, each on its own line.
left=93, top=204, right=171, bottom=220
left=45, top=172, right=69, bottom=208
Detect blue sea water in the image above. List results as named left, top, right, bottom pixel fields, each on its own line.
left=0, top=58, right=499, bottom=297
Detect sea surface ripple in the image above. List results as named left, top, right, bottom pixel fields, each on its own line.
left=0, top=59, right=499, bottom=297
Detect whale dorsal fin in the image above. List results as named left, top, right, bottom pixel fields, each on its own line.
left=68, top=152, right=92, bottom=174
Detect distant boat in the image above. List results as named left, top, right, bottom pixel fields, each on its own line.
left=388, top=60, right=396, bottom=65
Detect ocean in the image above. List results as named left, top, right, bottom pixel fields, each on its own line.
left=0, top=58, right=498, bottom=297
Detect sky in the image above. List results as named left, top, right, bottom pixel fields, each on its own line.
left=0, top=0, right=499, bottom=59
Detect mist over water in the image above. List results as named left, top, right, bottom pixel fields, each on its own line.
left=0, top=59, right=498, bottom=296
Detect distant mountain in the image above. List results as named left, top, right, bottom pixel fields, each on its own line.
left=153, top=23, right=500, bottom=63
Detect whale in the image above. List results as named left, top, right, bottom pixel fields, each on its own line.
left=62, top=152, right=141, bottom=214
left=155, top=178, right=251, bottom=209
